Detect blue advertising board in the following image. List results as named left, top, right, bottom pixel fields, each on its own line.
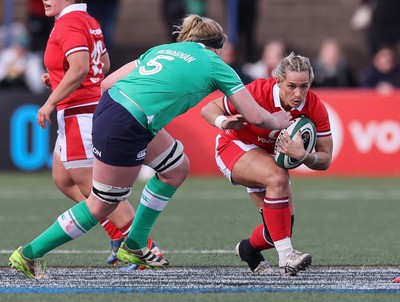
left=1, top=90, right=56, bottom=170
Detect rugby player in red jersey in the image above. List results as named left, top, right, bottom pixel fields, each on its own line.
left=202, top=52, right=333, bottom=276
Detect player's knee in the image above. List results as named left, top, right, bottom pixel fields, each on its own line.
left=267, top=170, right=288, bottom=189
left=53, top=171, right=71, bottom=190
left=147, top=140, right=191, bottom=187
left=157, top=155, right=190, bottom=187
left=174, top=154, right=190, bottom=178
left=147, top=140, right=187, bottom=174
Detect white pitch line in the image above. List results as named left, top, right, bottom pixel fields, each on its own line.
left=0, top=249, right=233, bottom=254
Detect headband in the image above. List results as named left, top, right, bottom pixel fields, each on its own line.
left=197, top=36, right=224, bottom=49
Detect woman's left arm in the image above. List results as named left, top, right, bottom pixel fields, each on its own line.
left=37, top=51, right=89, bottom=129
left=101, top=60, right=137, bottom=94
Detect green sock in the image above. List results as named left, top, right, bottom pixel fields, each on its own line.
left=125, top=175, right=177, bottom=250
left=23, top=201, right=98, bottom=259
left=125, top=203, right=161, bottom=250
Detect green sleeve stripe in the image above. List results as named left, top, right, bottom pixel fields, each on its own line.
left=229, top=84, right=245, bottom=95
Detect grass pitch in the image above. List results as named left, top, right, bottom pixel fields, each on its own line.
left=1, top=172, right=399, bottom=301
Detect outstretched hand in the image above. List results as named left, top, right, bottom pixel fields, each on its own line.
left=222, top=114, right=248, bottom=130
left=272, top=111, right=292, bottom=129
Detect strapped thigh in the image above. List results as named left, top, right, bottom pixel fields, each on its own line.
left=92, top=179, right=132, bottom=205
left=147, top=140, right=184, bottom=173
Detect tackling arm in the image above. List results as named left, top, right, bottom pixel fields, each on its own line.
left=200, top=96, right=248, bottom=130
left=201, top=89, right=292, bottom=131
left=227, top=89, right=291, bottom=130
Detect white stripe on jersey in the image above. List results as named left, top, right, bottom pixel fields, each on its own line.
left=66, top=46, right=89, bottom=57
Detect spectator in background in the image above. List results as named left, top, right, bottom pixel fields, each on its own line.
left=184, top=0, right=206, bottom=16
left=243, top=40, right=286, bottom=81
left=359, top=45, right=400, bottom=94
left=27, top=0, right=53, bottom=54
left=365, top=0, right=400, bottom=57
left=221, top=41, right=252, bottom=84
left=236, top=0, right=259, bottom=63
left=162, top=0, right=186, bottom=42
left=312, top=38, right=357, bottom=88
left=161, top=0, right=206, bottom=42
left=87, top=0, right=121, bottom=53
left=0, top=23, right=45, bottom=94
left=351, top=0, right=400, bottom=57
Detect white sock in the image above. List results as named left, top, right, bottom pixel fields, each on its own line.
left=274, top=237, right=293, bottom=265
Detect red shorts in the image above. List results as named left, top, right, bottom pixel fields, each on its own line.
left=55, top=102, right=98, bottom=167
left=216, top=134, right=272, bottom=193
left=215, top=133, right=258, bottom=182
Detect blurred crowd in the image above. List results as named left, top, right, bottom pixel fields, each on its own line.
left=1, top=0, right=400, bottom=95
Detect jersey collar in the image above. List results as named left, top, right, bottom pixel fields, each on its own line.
left=56, top=3, right=87, bottom=20
left=272, top=83, right=306, bottom=112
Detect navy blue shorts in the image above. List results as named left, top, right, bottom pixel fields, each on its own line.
left=92, top=91, right=154, bottom=167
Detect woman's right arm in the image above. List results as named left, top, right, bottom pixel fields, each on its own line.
left=202, top=88, right=292, bottom=131
left=227, top=88, right=292, bottom=130
left=201, top=96, right=248, bottom=130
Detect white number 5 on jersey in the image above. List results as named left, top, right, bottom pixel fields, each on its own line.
left=139, top=55, right=174, bottom=75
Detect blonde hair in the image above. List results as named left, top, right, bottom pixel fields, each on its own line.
left=272, top=52, right=315, bottom=82
left=173, top=14, right=227, bottom=49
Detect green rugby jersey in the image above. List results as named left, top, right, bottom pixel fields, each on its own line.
left=110, top=42, right=244, bottom=135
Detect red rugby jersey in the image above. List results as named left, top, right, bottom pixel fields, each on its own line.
left=44, top=5, right=107, bottom=110
left=221, top=78, right=331, bottom=154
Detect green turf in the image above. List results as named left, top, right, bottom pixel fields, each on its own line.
left=1, top=172, right=399, bottom=301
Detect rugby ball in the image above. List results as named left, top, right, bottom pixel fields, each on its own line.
left=274, top=116, right=317, bottom=169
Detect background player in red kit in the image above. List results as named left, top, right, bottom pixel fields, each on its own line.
left=36, top=0, right=159, bottom=265
left=202, top=52, right=333, bottom=276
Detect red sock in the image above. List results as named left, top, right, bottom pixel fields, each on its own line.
left=249, top=223, right=275, bottom=250
left=100, top=218, right=123, bottom=240
left=262, top=196, right=291, bottom=242
left=119, top=218, right=134, bottom=238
